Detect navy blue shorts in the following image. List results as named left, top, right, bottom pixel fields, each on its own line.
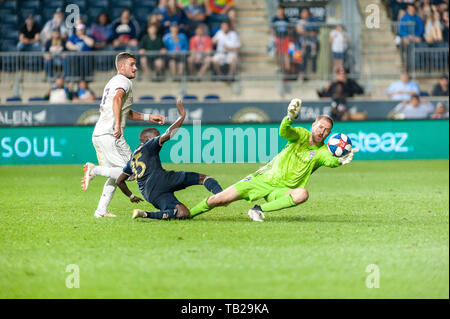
left=332, top=52, right=345, bottom=60
left=148, top=171, right=200, bottom=210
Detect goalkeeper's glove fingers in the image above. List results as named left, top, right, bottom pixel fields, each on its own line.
left=338, top=148, right=359, bottom=165
left=287, top=98, right=302, bottom=121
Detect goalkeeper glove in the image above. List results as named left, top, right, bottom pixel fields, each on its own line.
left=287, top=98, right=302, bottom=121
left=338, top=148, right=359, bottom=165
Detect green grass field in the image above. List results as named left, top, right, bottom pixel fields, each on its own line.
left=0, top=160, right=448, bottom=299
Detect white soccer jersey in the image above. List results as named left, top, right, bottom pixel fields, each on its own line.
left=93, top=74, right=133, bottom=136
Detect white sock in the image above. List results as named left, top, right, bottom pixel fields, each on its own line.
left=93, top=166, right=123, bottom=180
left=95, top=178, right=116, bottom=215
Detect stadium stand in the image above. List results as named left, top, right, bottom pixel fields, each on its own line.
left=0, top=0, right=447, bottom=103
left=203, top=94, right=220, bottom=101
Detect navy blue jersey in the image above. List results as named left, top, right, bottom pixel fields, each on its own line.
left=123, top=136, right=200, bottom=206
left=123, top=136, right=165, bottom=200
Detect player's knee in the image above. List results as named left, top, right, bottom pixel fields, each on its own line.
left=291, top=188, right=308, bottom=204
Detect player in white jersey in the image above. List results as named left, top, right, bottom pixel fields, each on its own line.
left=82, top=52, right=165, bottom=218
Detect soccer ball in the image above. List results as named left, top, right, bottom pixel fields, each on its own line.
left=327, top=133, right=352, bottom=157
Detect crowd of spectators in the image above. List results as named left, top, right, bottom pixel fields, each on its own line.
left=271, top=6, right=321, bottom=81
left=12, top=0, right=240, bottom=81
left=389, top=1, right=449, bottom=71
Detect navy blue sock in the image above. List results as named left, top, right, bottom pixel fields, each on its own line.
left=144, top=209, right=177, bottom=220
left=204, top=177, right=223, bottom=194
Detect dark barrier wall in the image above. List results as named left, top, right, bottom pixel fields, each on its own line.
left=0, top=120, right=448, bottom=165
left=1, top=99, right=448, bottom=126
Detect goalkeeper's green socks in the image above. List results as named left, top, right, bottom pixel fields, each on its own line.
left=260, top=194, right=296, bottom=212
left=189, top=198, right=212, bottom=218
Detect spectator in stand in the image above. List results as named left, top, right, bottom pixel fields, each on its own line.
left=431, top=102, right=449, bottom=119
left=419, top=0, right=433, bottom=21
left=442, top=10, right=449, bottom=43
left=40, top=8, right=70, bottom=46
left=330, top=82, right=368, bottom=121
left=183, top=0, right=207, bottom=38
left=272, top=7, right=291, bottom=75
left=329, top=24, right=348, bottom=73
left=389, top=93, right=434, bottom=119
left=66, top=24, right=94, bottom=52
left=66, top=24, right=95, bottom=79
left=144, top=15, right=165, bottom=38
left=398, top=4, right=425, bottom=45
left=44, top=77, right=73, bottom=103
left=206, top=0, right=236, bottom=34
left=139, top=23, right=166, bottom=79
left=432, top=74, right=449, bottom=96
left=89, top=13, right=113, bottom=50
left=386, top=70, right=420, bottom=100
left=111, top=9, right=140, bottom=51
left=17, top=14, right=42, bottom=51
left=425, top=10, right=443, bottom=44
left=188, top=24, right=212, bottom=78
left=44, top=29, right=68, bottom=80
left=72, top=80, right=95, bottom=102
left=212, top=20, right=240, bottom=80
left=317, top=67, right=364, bottom=98
left=163, top=22, right=189, bottom=80
left=162, top=0, right=188, bottom=35
left=151, top=0, right=168, bottom=25
left=296, top=8, right=320, bottom=80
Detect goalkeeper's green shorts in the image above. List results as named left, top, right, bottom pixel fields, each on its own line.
left=233, top=175, right=290, bottom=203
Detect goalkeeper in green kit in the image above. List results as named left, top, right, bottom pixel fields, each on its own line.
left=189, top=98, right=359, bottom=222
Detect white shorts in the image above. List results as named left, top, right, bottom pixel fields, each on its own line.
left=92, top=134, right=132, bottom=168
left=212, top=52, right=238, bottom=65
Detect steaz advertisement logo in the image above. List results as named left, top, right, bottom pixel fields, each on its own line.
left=347, top=132, right=410, bottom=153
left=1, top=136, right=63, bottom=158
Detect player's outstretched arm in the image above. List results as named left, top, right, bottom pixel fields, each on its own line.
left=127, top=109, right=165, bottom=125
left=116, top=173, right=144, bottom=203
left=159, top=98, right=186, bottom=146
left=280, top=98, right=302, bottom=142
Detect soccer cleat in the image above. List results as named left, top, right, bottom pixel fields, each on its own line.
left=132, top=209, right=147, bottom=219
left=81, top=162, right=95, bottom=191
left=94, top=210, right=116, bottom=218
left=248, top=205, right=265, bottom=222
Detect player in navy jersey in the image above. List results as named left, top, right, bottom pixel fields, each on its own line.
left=115, top=98, right=223, bottom=220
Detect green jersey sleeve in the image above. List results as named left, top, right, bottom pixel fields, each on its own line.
left=279, top=117, right=308, bottom=142
left=317, top=147, right=341, bottom=168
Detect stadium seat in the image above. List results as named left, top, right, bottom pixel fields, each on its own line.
left=0, top=40, right=17, bottom=52
left=42, top=8, right=58, bottom=23
left=0, top=0, right=18, bottom=11
left=3, top=30, right=20, bottom=41
left=133, top=0, right=158, bottom=7
left=111, top=0, right=133, bottom=8
left=68, top=0, right=87, bottom=11
left=19, top=0, right=40, bottom=10
left=2, top=15, right=19, bottom=26
left=203, top=94, right=221, bottom=101
left=94, top=97, right=102, bottom=101
left=6, top=97, right=22, bottom=103
left=87, top=7, right=109, bottom=25
left=139, top=95, right=155, bottom=102
left=420, top=91, right=430, bottom=97
left=160, top=95, right=176, bottom=102
left=28, top=97, right=45, bottom=102
left=42, top=0, right=64, bottom=9
left=89, top=0, right=109, bottom=9
left=134, top=10, right=152, bottom=25
left=183, top=95, right=199, bottom=102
